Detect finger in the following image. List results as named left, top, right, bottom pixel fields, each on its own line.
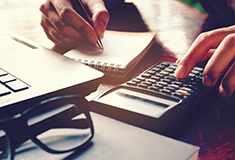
left=219, top=62, right=235, bottom=97
left=175, top=58, right=181, bottom=64
left=41, top=13, right=82, bottom=47
left=85, top=0, right=109, bottom=37
left=175, top=27, right=235, bottom=78
left=175, top=49, right=215, bottom=65
left=201, top=49, right=215, bottom=62
left=40, top=0, right=82, bottom=40
left=52, top=40, right=80, bottom=54
left=52, top=0, right=98, bottom=43
left=40, top=2, right=65, bottom=34
left=40, top=14, right=63, bottom=44
left=40, top=0, right=63, bottom=42
left=203, top=33, right=235, bottom=86
left=40, top=13, right=64, bottom=44
left=39, top=0, right=51, bottom=16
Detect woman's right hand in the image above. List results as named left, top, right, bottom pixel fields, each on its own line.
left=40, top=0, right=109, bottom=53
left=175, top=26, right=235, bottom=98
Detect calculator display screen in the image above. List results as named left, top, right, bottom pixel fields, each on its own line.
left=98, top=88, right=179, bottom=118
left=116, top=92, right=169, bottom=109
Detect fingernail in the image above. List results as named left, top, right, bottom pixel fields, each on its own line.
left=174, top=64, right=186, bottom=78
left=175, top=58, right=181, bottom=64
left=219, top=85, right=227, bottom=97
left=203, top=74, right=213, bottom=86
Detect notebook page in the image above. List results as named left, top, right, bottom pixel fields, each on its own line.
left=64, top=30, right=155, bottom=70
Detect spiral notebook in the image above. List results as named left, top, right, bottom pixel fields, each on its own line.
left=64, top=30, right=155, bottom=78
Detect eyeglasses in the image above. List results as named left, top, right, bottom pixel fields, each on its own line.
left=0, top=95, right=94, bottom=160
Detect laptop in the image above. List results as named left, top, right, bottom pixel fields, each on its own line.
left=0, top=34, right=104, bottom=117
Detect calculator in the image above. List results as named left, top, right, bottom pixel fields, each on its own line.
left=90, top=61, right=214, bottom=133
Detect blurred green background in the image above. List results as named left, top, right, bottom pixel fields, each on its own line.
left=180, top=0, right=205, bottom=13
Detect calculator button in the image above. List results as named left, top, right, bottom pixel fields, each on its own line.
left=172, top=81, right=183, bottom=86
left=191, top=70, right=200, bottom=75
left=151, top=76, right=160, bottom=81
left=142, top=81, right=152, bottom=86
left=152, top=67, right=161, bottom=72
left=160, top=62, right=170, bottom=66
left=138, top=84, right=148, bottom=89
left=146, top=70, right=156, bottom=75
left=177, top=89, right=189, bottom=96
left=188, top=73, right=195, bottom=77
left=159, top=71, right=169, bottom=76
left=161, top=89, right=171, bottom=95
left=158, top=81, right=168, bottom=86
left=136, top=77, right=145, bottom=81
left=132, top=79, right=141, bottom=83
left=194, top=67, right=203, bottom=72
left=169, top=84, right=180, bottom=89
left=155, top=73, right=164, bottom=78
left=150, top=86, right=160, bottom=91
left=165, top=75, right=176, bottom=81
left=147, top=79, right=157, bottom=84
left=165, top=87, right=176, bottom=92
left=141, top=73, right=151, bottom=78
left=154, top=84, right=164, bottom=89
left=162, top=79, right=171, bottom=84
left=169, top=65, right=177, bottom=70
left=127, top=81, right=137, bottom=86
left=157, top=65, right=166, bottom=69
left=181, top=87, right=192, bottom=93
left=164, top=68, right=174, bottom=73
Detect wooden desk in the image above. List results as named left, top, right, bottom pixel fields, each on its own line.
left=2, top=0, right=235, bottom=159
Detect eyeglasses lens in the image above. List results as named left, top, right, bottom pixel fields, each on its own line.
left=26, top=103, right=92, bottom=152
left=0, top=129, right=11, bottom=160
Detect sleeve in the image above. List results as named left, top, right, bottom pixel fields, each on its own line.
left=199, top=0, right=235, bottom=26
left=104, top=0, right=125, bottom=10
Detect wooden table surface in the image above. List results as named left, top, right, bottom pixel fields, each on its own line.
left=2, top=0, right=235, bottom=159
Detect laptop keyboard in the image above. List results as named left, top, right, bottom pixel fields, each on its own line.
left=0, top=68, right=29, bottom=97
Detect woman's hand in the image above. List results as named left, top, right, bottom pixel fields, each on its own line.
left=175, top=25, right=235, bottom=98
left=40, top=0, right=109, bottom=53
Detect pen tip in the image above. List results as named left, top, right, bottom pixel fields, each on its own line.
left=99, top=44, right=103, bottom=50
left=97, top=40, right=104, bottom=50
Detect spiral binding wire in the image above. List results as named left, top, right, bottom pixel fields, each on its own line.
left=74, top=58, right=122, bottom=75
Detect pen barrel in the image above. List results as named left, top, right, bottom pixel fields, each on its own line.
left=71, top=0, right=103, bottom=49
left=71, top=0, right=93, bottom=26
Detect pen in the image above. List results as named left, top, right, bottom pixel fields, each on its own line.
left=72, top=0, right=104, bottom=50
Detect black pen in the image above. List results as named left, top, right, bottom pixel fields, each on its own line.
left=72, top=0, right=104, bottom=50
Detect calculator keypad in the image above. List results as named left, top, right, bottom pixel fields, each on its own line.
left=125, top=62, right=204, bottom=100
